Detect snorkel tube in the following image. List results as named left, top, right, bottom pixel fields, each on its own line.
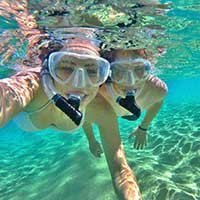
left=116, top=91, right=141, bottom=121
left=106, top=82, right=141, bottom=121
left=41, top=62, right=82, bottom=126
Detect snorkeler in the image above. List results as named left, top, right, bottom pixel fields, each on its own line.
left=0, top=32, right=111, bottom=130
left=84, top=49, right=168, bottom=157
left=0, top=1, right=142, bottom=199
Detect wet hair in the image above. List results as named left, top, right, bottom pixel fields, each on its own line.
left=63, top=37, right=100, bottom=56
left=102, top=48, right=149, bottom=63
left=39, top=39, right=64, bottom=61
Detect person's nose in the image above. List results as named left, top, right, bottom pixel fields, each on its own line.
left=72, top=68, right=86, bottom=88
left=126, top=70, right=135, bottom=85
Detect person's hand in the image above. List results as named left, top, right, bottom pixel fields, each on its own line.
left=128, top=127, right=147, bottom=149
left=89, top=140, right=103, bottom=158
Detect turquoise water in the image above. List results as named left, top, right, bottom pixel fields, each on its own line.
left=0, top=1, right=200, bottom=200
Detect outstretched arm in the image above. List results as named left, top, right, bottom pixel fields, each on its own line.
left=0, top=69, right=40, bottom=127
left=98, top=111, right=141, bottom=200
left=129, top=75, right=168, bottom=149
left=129, top=100, right=164, bottom=149
left=140, top=100, right=164, bottom=130
left=86, top=94, right=141, bottom=200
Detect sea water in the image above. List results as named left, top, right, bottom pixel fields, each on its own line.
left=0, top=0, right=199, bottom=199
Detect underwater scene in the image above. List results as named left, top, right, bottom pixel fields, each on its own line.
left=0, top=0, right=200, bottom=200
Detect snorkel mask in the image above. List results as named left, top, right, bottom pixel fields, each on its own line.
left=41, top=37, right=110, bottom=126
left=107, top=58, right=152, bottom=120
left=110, top=58, right=152, bottom=86
left=48, top=51, right=110, bottom=88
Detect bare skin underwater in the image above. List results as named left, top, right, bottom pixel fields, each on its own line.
left=0, top=0, right=148, bottom=199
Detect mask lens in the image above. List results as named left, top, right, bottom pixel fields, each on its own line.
left=54, top=55, right=75, bottom=81
left=133, top=65, right=145, bottom=79
left=83, top=59, right=99, bottom=84
left=49, top=53, right=76, bottom=83
left=110, top=63, right=126, bottom=83
left=95, top=59, right=110, bottom=85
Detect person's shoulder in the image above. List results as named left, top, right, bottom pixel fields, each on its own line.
left=145, top=75, right=168, bottom=94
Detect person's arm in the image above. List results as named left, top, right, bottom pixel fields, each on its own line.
left=129, top=100, right=164, bottom=149
left=87, top=94, right=141, bottom=200
left=129, top=75, right=168, bottom=149
left=98, top=111, right=141, bottom=200
left=0, top=69, right=40, bottom=127
left=83, top=122, right=96, bottom=144
left=139, top=100, right=163, bottom=130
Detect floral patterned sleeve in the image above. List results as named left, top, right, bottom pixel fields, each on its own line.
left=0, top=69, right=40, bottom=127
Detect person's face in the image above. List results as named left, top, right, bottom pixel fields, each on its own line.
left=110, top=58, right=150, bottom=98
left=50, top=52, right=109, bottom=109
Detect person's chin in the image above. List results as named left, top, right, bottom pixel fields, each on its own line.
left=121, top=93, right=127, bottom=98
left=79, top=101, right=89, bottom=110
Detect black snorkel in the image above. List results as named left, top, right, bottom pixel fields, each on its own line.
left=41, top=61, right=83, bottom=126
left=116, top=91, right=141, bottom=121
left=52, top=94, right=82, bottom=126
left=106, top=79, right=141, bottom=121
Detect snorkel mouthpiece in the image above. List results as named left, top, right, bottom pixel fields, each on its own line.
left=52, top=94, right=82, bottom=125
left=116, top=92, right=141, bottom=121
left=67, top=95, right=80, bottom=110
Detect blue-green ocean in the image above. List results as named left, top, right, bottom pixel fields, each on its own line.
left=0, top=0, right=200, bottom=200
